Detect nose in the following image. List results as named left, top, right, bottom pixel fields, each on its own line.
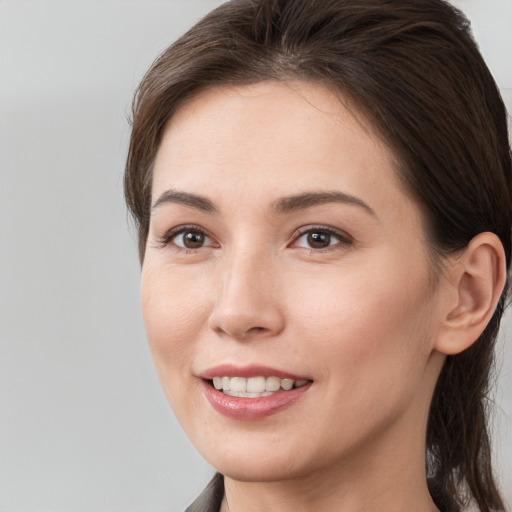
left=208, top=247, right=285, bottom=340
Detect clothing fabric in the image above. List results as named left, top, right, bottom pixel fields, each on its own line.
left=185, top=473, right=224, bottom=512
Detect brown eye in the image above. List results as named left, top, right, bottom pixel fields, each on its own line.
left=183, top=230, right=204, bottom=248
left=307, top=231, right=331, bottom=248
left=173, top=229, right=210, bottom=249
left=293, top=227, right=350, bottom=250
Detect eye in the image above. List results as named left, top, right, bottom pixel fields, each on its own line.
left=293, top=227, right=350, bottom=250
left=162, top=226, right=215, bottom=250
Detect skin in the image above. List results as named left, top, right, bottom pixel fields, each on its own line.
left=141, top=81, right=458, bottom=512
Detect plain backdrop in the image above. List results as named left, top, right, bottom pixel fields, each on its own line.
left=0, top=1, right=510, bottom=511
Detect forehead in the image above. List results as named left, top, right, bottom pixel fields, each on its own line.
left=152, top=81, right=417, bottom=222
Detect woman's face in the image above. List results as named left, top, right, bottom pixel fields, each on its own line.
left=142, top=81, right=446, bottom=482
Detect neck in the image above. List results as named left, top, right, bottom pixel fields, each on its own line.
left=223, top=454, right=438, bottom=512
left=222, top=407, right=440, bottom=512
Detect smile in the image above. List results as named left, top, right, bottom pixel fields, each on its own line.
left=212, top=376, right=310, bottom=397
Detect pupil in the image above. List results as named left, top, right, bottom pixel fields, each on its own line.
left=184, top=231, right=204, bottom=248
left=307, top=232, right=330, bottom=248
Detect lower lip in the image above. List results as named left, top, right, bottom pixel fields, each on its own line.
left=201, top=380, right=312, bottom=420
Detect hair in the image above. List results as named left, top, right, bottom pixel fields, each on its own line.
left=124, top=0, right=512, bottom=510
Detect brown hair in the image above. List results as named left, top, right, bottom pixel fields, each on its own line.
left=124, top=1, right=512, bottom=510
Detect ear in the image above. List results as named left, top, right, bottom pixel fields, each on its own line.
left=435, top=232, right=507, bottom=355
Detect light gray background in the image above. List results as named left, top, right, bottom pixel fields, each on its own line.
left=0, top=1, right=510, bottom=511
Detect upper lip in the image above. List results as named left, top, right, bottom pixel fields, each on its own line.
left=200, top=364, right=312, bottom=381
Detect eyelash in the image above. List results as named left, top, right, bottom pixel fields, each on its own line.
left=156, top=225, right=353, bottom=253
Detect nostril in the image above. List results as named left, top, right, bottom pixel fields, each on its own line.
left=249, top=326, right=266, bottom=333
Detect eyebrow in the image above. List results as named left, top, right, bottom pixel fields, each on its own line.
left=152, top=190, right=218, bottom=213
left=271, top=191, right=375, bottom=216
left=151, top=189, right=375, bottom=216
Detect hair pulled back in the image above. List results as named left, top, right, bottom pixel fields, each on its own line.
left=125, top=1, right=512, bottom=510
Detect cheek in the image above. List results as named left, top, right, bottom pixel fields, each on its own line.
left=282, top=262, right=436, bottom=453
left=140, top=265, right=211, bottom=383
left=286, top=256, right=435, bottom=381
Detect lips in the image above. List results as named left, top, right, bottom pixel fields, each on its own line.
left=200, top=365, right=313, bottom=419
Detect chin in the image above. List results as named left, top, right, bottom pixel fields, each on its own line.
left=214, top=457, right=306, bottom=483
left=195, top=435, right=319, bottom=483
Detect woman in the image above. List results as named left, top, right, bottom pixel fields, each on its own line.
left=124, top=0, right=511, bottom=510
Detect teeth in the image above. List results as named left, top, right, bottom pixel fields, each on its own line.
left=281, top=378, right=293, bottom=391
left=230, top=377, right=246, bottom=392
left=247, top=376, right=266, bottom=393
left=224, top=391, right=274, bottom=398
left=210, top=376, right=310, bottom=395
left=221, top=376, right=231, bottom=391
left=265, top=376, right=281, bottom=392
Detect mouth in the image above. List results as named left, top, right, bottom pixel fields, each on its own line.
left=209, top=376, right=311, bottom=398
left=200, top=366, right=313, bottom=419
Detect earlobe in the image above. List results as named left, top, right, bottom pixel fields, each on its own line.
left=435, top=232, right=507, bottom=356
